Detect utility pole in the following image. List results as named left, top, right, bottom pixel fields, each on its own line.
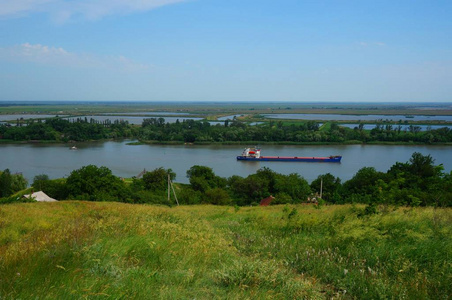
left=170, top=179, right=179, bottom=206
left=168, top=174, right=170, bottom=203
left=320, top=177, right=323, bottom=199
left=167, top=173, right=179, bottom=206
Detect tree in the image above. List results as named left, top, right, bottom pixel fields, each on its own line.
left=0, top=169, right=27, bottom=197
left=408, top=152, right=438, bottom=178
left=187, top=165, right=226, bottom=192
left=274, top=173, right=311, bottom=203
left=10, top=173, right=27, bottom=193
left=229, top=174, right=270, bottom=206
left=33, top=174, right=50, bottom=190
left=0, top=169, right=13, bottom=197
left=342, top=167, right=385, bottom=202
left=310, top=173, right=342, bottom=203
left=255, top=167, right=277, bottom=193
left=142, top=167, right=175, bottom=192
left=204, top=188, right=231, bottom=205
left=65, top=165, right=129, bottom=201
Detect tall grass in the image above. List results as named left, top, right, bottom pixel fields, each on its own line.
left=0, top=202, right=450, bottom=299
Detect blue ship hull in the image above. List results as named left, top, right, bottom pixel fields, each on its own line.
left=237, top=156, right=342, bottom=162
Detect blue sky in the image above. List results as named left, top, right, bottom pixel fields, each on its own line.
left=0, top=0, right=451, bottom=102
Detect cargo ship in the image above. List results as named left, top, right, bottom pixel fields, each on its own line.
left=237, top=148, right=342, bottom=163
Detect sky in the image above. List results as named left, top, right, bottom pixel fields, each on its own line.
left=0, top=0, right=451, bottom=102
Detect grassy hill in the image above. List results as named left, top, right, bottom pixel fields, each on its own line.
left=1, top=202, right=450, bottom=299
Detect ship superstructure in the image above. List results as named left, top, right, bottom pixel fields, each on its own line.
left=237, top=148, right=342, bottom=163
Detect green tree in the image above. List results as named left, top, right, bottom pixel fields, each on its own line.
left=204, top=188, right=231, bottom=205
left=229, top=174, right=270, bottom=206
left=310, top=173, right=342, bottom=203
left=142, top=167, right=175, bottom=192
left=32, top=174, right=50, bottom=190
left=274, top=173, right=311, bottom=203
left=0, top=169, right=13, bottom=197
left=0, top=169, right=27, bottom=197
left=187, top=165, right=226, bottom=192
left=65, top=165, right=129, bottom=201
left=10, top=173, right=27, bottom=193
left=342, top=167, right=385, bottom=203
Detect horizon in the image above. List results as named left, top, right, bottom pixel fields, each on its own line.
left=1, top=100, right=451, bottom=104
left=1, top=1, right=451, bottom=102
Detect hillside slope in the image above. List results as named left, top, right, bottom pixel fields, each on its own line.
left=1, top=202, right=450, bottom=299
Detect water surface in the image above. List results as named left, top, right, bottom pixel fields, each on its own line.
left=63, top=116, right=203, bottom=125
left=263, top=114, right=452, bottom=122
left=103, top=112, right=191, bottom=115
left=340, top=124, right=452, bottom=131
left=218, top=114, right=247, bottom=121
left=0, top=114, right=65, bottom=121
left=1, top=142, right=450, bottom=185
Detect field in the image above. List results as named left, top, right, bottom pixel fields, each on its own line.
left=1, top=101, right=452, bottom=118
left=0, top=202, right=450, bottom=299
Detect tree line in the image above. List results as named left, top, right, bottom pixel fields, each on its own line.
left=0, top=117, right=135, bottom=141
left=2, top=152, right=450, bottom=207
left=1, top=117, right=451, bottom=144
left=139, top=118, right=452, bottom=144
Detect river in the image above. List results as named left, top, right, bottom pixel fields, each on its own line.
left=263, top=113, right=452, bottom=122
left=1, top=141, right=451, bottom=185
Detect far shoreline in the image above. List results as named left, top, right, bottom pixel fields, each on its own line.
left=1, top=138, right=452, bottom=147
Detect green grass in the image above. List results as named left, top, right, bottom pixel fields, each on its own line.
left=0, top=202, right=450, bottom=299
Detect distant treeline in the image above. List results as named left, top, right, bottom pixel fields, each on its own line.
left=2, top=152, right=450, bottom=207
left=0, top=117, right=135, bottom=141
left=139, top=118, right=452, bottom=144
left=1, top=117, right=452, bottom=144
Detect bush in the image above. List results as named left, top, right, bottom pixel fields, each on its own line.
left=204, top=188, right=231, bottom=205
left=65, top=165, right=130, bottom=201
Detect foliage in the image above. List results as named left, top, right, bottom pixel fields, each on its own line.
left=65, top=165, right=130, bottom=201
left=228, top=168, right=311, bottom=205
left=0, top=169, right=13, bottom=197
left=32, top=176, right=68, bottom=200
left=0, top=169, right=28, bottom=198
left=342, top=167, right=385, bottom=199
left=32, top=174, right=49, bottom=190
left=187, top=165, right=227, bottom=193
left=3, top=117, right=452, bottom=144
left=137, top=118, right=452, bottom=144
left=0, top=195, right=35, bottom=204
left=204, top=188, right=231, bottom=205
left=142, top=167, right=175, bottom=191
left=0, top=117, right=132, bottom=142
left=310, top=173, right=342, bottom=203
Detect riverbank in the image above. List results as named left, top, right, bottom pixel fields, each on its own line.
left=2, top=138, right=452, bottom=146
left=130, top=139, right=452, bottom=146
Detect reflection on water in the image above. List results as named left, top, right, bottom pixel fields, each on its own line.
left=0, top=114, right=65, bottom=121
left=63, top=116, right=203, bottom=125
left=102, top=112, right=191, bottom=115
left=340, top=124, right=452, bottom=131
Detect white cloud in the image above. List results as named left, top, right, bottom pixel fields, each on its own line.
left=0, top=0, right=55, bottom=17
left=0, top=0, right=188, bottom=21
left=0, top=43, right=150, bottom=72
